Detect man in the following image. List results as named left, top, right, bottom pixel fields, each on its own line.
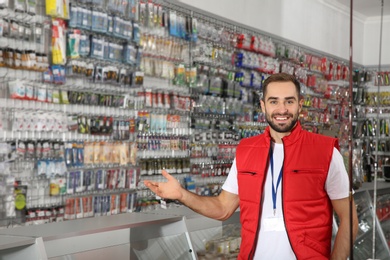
left=144, top=73, right=358, bottom=259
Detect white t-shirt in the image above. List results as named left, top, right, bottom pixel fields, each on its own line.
left=222, top=144, right=350, bottom=260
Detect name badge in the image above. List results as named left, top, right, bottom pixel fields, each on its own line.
left=262, top=217, right=285, bottom=232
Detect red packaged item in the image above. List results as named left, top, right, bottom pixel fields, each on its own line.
left=336, top=63, right=341, bottom=80
left=327, top=61, right=334, bottom=81
left=236, top=34, right=245, bottom=49
left=342, top=65, right=349, bottom=81
left=64, top=198, right=75, bottom=220
left=321, top=57, right=327, bottom=74
left=307, top=74, right=317, bottom=87
left=120, top=193, right=128, bottom=213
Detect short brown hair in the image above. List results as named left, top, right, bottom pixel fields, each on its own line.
left=262, top=73, right=301, bottom=100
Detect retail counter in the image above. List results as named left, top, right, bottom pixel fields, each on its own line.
left=0, top=207, right=240, bottom=260
left=353, top=179, right=390, bottom=260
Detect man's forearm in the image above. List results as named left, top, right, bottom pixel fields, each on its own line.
left=179, top=189, right=235, bottom=221
left=331, top=220, right=358, bottom=260
left=331, top=224, right=351, bottom=259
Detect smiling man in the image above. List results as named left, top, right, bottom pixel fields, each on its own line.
left=144, top=73, right=358, bottom=259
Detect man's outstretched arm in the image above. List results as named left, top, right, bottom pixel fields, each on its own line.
left=144, top=170, right=240, bottom=221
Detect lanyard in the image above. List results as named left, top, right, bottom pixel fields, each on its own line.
left=270, top=146, right=283, bottom=216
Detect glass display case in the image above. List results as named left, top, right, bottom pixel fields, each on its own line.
left=353, top=189, right=390, bottom=260
left=0, top=207, right=241, bottom=260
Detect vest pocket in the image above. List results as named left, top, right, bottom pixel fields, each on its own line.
left=238, top=170, right=257, bottom=175
left=237, top=170, right=262, bottom=200
left=287, top=169, right=327, bottom=201
left=291, top=168, right=325, bottom=174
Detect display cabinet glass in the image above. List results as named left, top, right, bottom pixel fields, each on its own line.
left=353, top=189, right=390, bottom=260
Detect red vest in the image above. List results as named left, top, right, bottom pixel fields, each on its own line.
left=236, top=122, right=339, bottom=259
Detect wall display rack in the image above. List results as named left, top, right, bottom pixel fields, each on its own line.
left=0, top=0, right=386, bottom=258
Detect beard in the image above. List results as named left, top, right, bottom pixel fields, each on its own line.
left=265, top=111, right=299, bottom=133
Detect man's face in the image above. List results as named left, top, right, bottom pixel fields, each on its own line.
left=260, top=81, right=303, bottom=133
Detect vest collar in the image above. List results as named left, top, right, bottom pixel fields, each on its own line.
left=264, top=121, right=303, bottom=147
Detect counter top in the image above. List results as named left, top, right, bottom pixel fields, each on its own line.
left=0, top=212, right=182, bottom=242
left=0, top=234, right=36, bottom=251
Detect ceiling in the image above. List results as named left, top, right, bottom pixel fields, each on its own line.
left=325, top=0, right=390, bottom=19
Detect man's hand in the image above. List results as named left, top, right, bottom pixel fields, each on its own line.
left=143, top=169, right=184, bottom=200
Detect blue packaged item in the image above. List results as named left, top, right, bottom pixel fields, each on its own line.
left=65, top=143, right=73, bottom=166
left=91, top=10, right=107, bottom=33
left=169, top=10, right=178, bottom=37
left=42, top=68, right=53, bottom=83
left=69, top=5, right=78, bottom=28
left=76, top=6, right=83, bottom=27
left=67, top=171, right=75, bottom=194
left=95, top=169, right=105, bottom=189
left=74, top=170, right=83, bottom=192
left=90, top=36, right=104, bottom=59
left=107, top=16, right=113, bottom=35
left=81, top=8, right=92, bottom=30
left=128, top=0, right=137, bottom=20
left=112, top=16, right=121, bottom=38
left=91, top=10, right=100, bottom=32
left=132, top=22, right=140, bottom=44
left=94, top=196, right=101, bottom=216
left=77, top=144, right=84, bottom=166
left=79, top=33, right=90, bottom=56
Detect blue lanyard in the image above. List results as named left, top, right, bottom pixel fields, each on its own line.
left=270, top=146, right=283, bottom=216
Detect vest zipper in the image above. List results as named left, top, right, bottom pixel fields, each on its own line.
left=248, top=141, right=271, bottom=259
left=281, top=139, right=298, bottom=259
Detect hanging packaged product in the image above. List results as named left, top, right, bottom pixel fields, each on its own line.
left=133, top=22, right=140, bottom=45
left=168, top=10, right=179, bottom=37
left=91, top=10, right=107, bottom=33
left=27, top=0, right=37, bottom=14
left=14, top=183, right=27, bottom=217
left=67, top=29, right=81, bottom=59
left=50, top=173, right=66, bottom=196
left=209, top=69, right=223, bottom=96
left=14, top=0, right=25, bottom=12
left=8, top=79, right=25, bottom=99
left=123, top=43, right=137, bottom=65
left=68, top=5, right=78, bottom=28
left=185, top=66, right=197, bottom=87
left=80, top=7, right=92, bottom=30
left=173, top=63, right=185, bottom=86
left=46, top=0, right=69, bottom=18
left=90, top=35, right=105, bottom=59
left=51, top=65, right=66, bottom=84
left=186, top=16, right=197, bottom=42
left=134, top=71, right=144, bottom=86
left=107, top=42, right=123, bottom=62
left=52, top=18, right=66, bottom=65
left=128, top=0, right=139, bottom=21
left=33, top=22, right=42, bottom=45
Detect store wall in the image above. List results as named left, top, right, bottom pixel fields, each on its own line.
left=363, top=16, right=390, bottom=67
left=176, top=0, right=389, bottom=67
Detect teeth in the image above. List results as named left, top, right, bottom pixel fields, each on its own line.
left=276, top=117, right=287, bottom=120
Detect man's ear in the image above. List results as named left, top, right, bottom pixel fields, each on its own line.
left=260, top=100, right=265, bottom=113
left=298, top=98, right=304, bottom=112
